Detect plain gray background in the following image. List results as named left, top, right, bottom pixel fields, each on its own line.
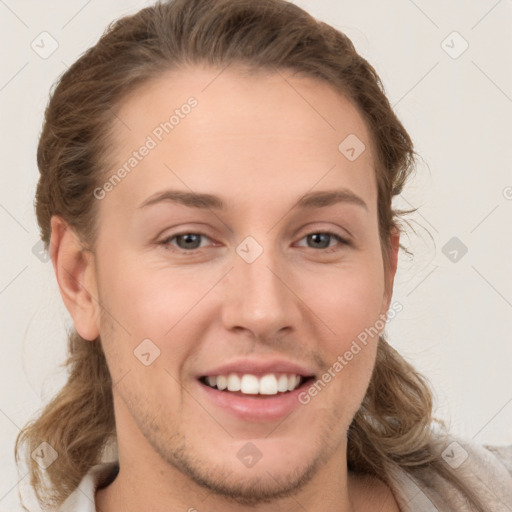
left=1, top=1, right=511, bottom=510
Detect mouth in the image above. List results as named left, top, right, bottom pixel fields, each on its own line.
left=198, top=373, right=315, bottom=398
left=196, top=372, right=316, bottom=422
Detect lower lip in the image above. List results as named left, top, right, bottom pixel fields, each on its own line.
left=196, top=378, right=313, bottom=423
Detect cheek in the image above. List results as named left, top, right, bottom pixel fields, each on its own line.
left=101, top=258, right=201, bottom=334
left=97, top=263, right=208, bottom=380
left=304, top=261, right=385, bottom=347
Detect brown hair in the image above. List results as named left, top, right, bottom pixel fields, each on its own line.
left=15, top=0, right=485, bottom=510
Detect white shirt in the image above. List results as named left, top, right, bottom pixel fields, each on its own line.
left=59, top=434, right=512, bottom=511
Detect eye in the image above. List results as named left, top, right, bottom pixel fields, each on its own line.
left=296, top=231, right=350, bottom=250
left=160, top=232, right=212, bottom=253
left=159, top=230, right=350, bottom=254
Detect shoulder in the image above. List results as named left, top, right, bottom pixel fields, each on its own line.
left=442, top=435, right=512, bottom=492
left=482, top=442, right=512, bottom=476
left=387, top=433, right=512, bottom=512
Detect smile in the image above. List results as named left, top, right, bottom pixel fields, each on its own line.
left=199, top=373, right=307, bottom=395
left=196, top=373, right=316, bottom=422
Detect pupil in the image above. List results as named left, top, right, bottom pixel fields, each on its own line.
left=179, top=234, right=200, bottom=249
left=309, top=233, right=329, bottom=249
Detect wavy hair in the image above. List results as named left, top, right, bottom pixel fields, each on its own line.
left=16, top=0, right=486, bottom=510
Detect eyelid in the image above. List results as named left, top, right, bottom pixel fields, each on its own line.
left=296, top=222, right=353, bottom=242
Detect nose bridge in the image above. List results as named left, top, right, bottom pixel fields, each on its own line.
left=222, top=234, right=299, bottom=337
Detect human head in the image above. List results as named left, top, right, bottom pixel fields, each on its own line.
left=17, top=0, right=432, bottom=509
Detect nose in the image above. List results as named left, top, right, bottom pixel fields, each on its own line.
left=220, top=241, right=302, bottom=342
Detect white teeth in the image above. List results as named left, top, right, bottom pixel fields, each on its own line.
left=227, top=373, right=241, bottom=392
left=203, top=373, right=304, bottom=395
left=259, top=374, right=278, bottom=395
left=240, top=374, right=259, bottom=394
left=287, top=375, right=298, bottom=391
left=277, top=374, right=289, bottom=392
left=216, top=375, right=227, bottom=390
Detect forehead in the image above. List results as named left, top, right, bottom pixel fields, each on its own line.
left=103, top=66, right=377, bottom=214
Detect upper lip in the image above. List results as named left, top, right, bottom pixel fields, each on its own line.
left=197, top=358, right=316, bottom=378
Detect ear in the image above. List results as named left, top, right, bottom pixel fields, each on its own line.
left=381, top=227, right=400, bottom=315
left=49, top=216, right=100, bottom=341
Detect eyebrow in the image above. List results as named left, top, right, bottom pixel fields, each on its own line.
left=137, top=188, right=368, bottom=211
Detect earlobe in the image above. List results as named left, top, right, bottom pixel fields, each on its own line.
left=49, top=216, right=100, bottom=341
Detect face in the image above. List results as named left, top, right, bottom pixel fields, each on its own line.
left=83, top=66, right=397, bottom=503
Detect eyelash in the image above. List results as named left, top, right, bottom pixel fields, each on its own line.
left=158, top=230, right=351, bottom=255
